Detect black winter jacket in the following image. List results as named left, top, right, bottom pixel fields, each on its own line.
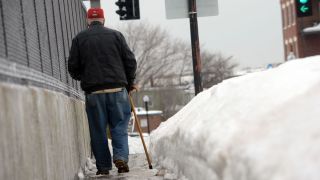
left=68, top=21, right=137, bottom=93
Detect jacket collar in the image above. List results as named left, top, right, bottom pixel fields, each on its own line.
left=89, top=21, right=103, bottom=28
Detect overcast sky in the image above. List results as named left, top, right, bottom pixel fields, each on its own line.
left=85, top=0, right=284, bottom=69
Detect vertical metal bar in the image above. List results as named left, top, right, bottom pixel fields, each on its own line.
left=0, top=0, right=8, bottom=57
left=75, top=0, right=81, bottom=32
left=64, top=0, right=71, bottom=85
left=188, top=0, right=203, bottom=95
left=44, top=0, right=54, bottom=76
left=82, top=2, right=87, bottom=27
left=19, top=0, right=29, bottom=67
left=76, top=0, right=85, bottom=91
left=70, top=0, right=76, bottom=37
left=34, top=0, right=44, bottom=72
left=82, top=3, right=86, bottom=29
left=69, top=0, right=76, bottom=88
left=52, top=0, right=62, bottom=81
left=57, top=0, right=68, bottom=83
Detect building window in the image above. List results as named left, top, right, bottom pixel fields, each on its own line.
left=288, top=4, right=292, bottom=26
left=287, top=43, right=296, bottom=60
left=319, top=1, right=320, bottom=15
left=291, top=2, right=296, bottom=25
left=283, top=5, right=288, bottom=28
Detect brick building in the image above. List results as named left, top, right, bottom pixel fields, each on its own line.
left=281, top=0, right=320, bottom=60
left=129, top=108, right=164, bottom=134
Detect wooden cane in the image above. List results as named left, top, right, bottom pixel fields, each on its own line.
left=128, top=93, right=153, bottom=169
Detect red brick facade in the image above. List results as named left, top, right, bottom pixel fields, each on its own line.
left=136, top=114, right=164, bottom=133
left=131, top=114, right=164, bottom=133
left=281, top=0, right=320, bottom=59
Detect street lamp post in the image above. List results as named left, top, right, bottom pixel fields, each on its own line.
left=143, top=95, right=150, bottom=134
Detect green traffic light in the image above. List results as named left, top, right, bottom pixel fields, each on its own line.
left=297, top=0, right=312, bottom=17
left=300, top=5, right=309, bottom=13
left=299, top=0, right=308, bottom=4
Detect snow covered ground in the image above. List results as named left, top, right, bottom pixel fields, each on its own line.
left=128, top=134, right=150, bottom=154
left=150, top=56, right=320, bottom=180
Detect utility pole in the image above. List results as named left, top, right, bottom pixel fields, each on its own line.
left=188, top=0, right=203, bottom=95
left=90, top=0, right=101, bottom=8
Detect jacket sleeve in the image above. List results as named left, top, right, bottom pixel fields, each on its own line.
left=68, top=38, right=81, bottom=81
left=119, top=33, right=137, bottom=87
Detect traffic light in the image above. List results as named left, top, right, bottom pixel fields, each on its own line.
left=115, top=0, right=140, bottom=20
left=296, top=0, right=312, bottom=17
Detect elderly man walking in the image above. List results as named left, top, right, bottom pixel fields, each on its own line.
left=68, top=8, right=137, bottom=175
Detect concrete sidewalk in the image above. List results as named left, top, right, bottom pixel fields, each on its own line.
left=84, top=154, right=176, bottom=180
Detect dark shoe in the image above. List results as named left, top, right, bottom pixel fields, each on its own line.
left=114, top=160, right=129, bottom=173
left=96, top=169, right=109, bottom=176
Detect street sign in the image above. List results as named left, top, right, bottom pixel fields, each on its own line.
left=296, top=0, right=312, bottom=17
left=165, top=0, right=219, bottom=19
left=267, top=64, right=273, bottom=69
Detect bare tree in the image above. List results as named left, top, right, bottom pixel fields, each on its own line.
left=177, top=44, right=192, bottom=85
left=201, top=51, right=237, bottom=88
left=120, top=22, right=188, bottom=88
left=119, top=22, right=236, bottom=90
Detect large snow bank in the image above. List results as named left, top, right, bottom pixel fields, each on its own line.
left=150, top=56, right=320, bottom=180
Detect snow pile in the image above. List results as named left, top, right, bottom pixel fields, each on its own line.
left=303, top=23, right=320, bottom=34
left=150, top=56, right=320, bottom=180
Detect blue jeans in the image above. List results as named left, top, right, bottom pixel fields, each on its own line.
left=85, top=89, right=131, bottom=171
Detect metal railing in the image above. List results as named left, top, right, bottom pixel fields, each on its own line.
left=0, top=0, right=87, bottom=98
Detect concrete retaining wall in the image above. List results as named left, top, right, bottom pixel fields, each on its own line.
left=0, top=82, right=90, bottom=180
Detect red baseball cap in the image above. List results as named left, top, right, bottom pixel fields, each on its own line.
left=87, top=8, right=104, bottom=19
